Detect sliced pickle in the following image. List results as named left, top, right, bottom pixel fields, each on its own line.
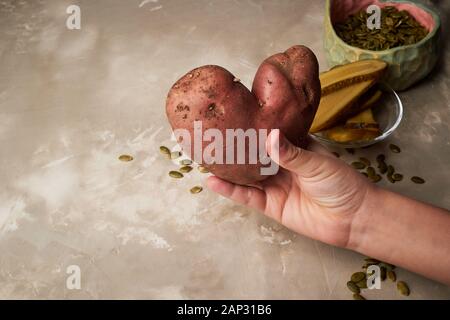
left=310, top=80, right=376, bottom=133
left=323, top=126, right=381, bottom=143
left=359, top=90, right=382, bottom=110
left=345, top=108, right=380, bottom=130
left=320, top=60, right=388, bottom=96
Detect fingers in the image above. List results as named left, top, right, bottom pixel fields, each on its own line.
left=206, top=176, right=267, bottom=212
left=266, top=129, right=317, bottom=175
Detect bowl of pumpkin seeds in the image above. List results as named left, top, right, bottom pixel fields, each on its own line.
left=324, top=0, right=441, bottom=91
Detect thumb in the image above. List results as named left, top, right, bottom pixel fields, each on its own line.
left=266, top=129, right=318, bottom=176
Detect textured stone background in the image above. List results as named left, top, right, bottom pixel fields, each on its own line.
left=0, top=0, right=448, bottom=299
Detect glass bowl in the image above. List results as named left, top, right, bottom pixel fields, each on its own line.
left=310, top=83, right=403, bottom=148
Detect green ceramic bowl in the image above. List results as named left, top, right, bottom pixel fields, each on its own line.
left=324, top=0, right=441, bottom=91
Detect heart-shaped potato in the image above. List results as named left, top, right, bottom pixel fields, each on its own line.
left=166, top=45, right=321, bottom=185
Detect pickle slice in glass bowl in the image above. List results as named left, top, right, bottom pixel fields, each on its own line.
left=310, top=83, right=403, bottom=149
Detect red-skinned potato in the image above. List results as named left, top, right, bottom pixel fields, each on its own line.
left=166, top=45, right=321, bottom=185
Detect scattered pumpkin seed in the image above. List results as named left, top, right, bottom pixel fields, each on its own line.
left=356, top=279, right=368, bottom=289
left=378, top=161, right=388, bottom=174
left=393, top=173, right=403, bottom=181
left=363, top=263, right=379, bottom=270
left=364, top=258, right=380, bottom=264
left=388, top=175, right=396, bottom=183
left=118, top=154, right=133, bottom=162
left=411, top=176, right=425, bottom=184
left=170, top=151, right=182, bottom=159
left=352, top=161, right=366, bottom=170
left=190, top=186, right=203, bottom=194
left=351, top=272, right=366, bottom=283
left=347, top=281, right=360, bottom=294
left=366, top=167, right=376, bottom=177
left=376, top=154, right=386, bottom=162
left=397, top=281, right=410, bottom=296
left=389, top=144, right=401, bottom=153
left=169, top=171, right=183, bottom=179
left=198, top=166, right=210, bottom=173
left=380, top=262, right=396, bottom=271
left=370, top=174, right=382, bottom=183
left=345, top=148, right=355, bottom=155
left=359, top=157, right=371, bottom=167
left=332, top=152, right=340, bottom=158
left=387, top=270, right=396, bottom=282
left=353, top=293, right=366, bottom=300
left=159, top=146, right=170, bottom=156
left=387, top=165, right=395, bottom=176
left=180, top=159, right=193, bottom=166
left=179, top=165, right=193, bottom=173
left=380, top=266, right=387, bottom=281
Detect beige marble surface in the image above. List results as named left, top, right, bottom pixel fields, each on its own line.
left=0, top=0, right=449, bottom=299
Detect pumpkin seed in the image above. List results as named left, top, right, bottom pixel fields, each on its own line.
left=364, top=258, right=380, bottom=264
left=353, top=293, right=366, bottom=300
left=180, top=159, right=193, bottom=166
left=169, top=171, right=183, bottom=179
left=118, top=154, right=133, bottom=162
left=387, top=165, right=395, bottom=176
left=190, top=186, right=203, bottom=194
left=356, top=279, right=368, bottom=289
left=397, top=281, right=410, bottom=296
left=376, top=154, right=385, bottom=162
left=393, top=173, right=403, bottom=181
left=389, top=144, right=401, bottom=153
left=179, top=165, right=193, bottom=173
left=370, top=174, right=382, bottom=183
left=363, top=262, right=378, bottom=269
left=159, top=146, right=170, bottom=155
left=359, top=157, right=371, bottom=167
left=380, top=266, right=387, bottom=281
left=351, top=272, right=366, bottom=283
left=351, top=161, right=366, bottom=170
left=411, top=176, right=425, bottom=184
left=378, top=161, right=388, bottom=174
left=170, top=151, right=182, bottom=159
left=345, top=148, right=355, bottom=155
left=347, top=281, right=360, bottom=294
left=380, top=262, right=396, bottom=271
left=366, top=167, right=376, bottom=177
left=387, top=270, right=396, bottom=282
left=388, top=175, right=396, bottom=183
left=198, top=166, right=210, bottom=173
left=332, top=152, right=340, bottom=158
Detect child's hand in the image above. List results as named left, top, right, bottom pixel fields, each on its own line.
left=207, top=130, right=374, bottom=248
